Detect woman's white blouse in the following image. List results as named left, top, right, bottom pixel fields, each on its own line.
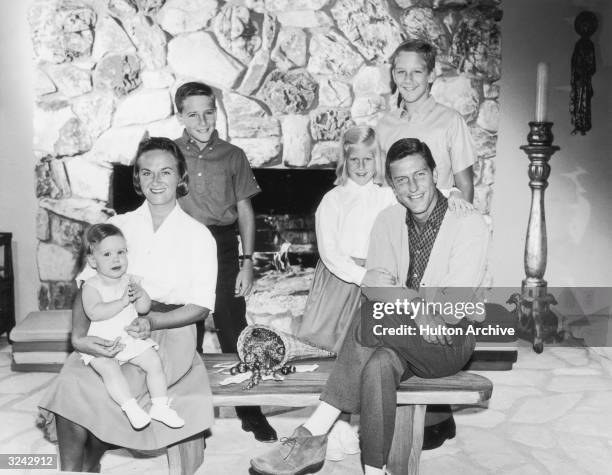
left=77, top=203, right=217, bottom=311
left=315, top=180, right=397, bottom=285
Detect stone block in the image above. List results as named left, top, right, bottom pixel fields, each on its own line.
left=145, top=116, right=184, bottom=140
left=450, top=9, right=501, bottom=80
left=157, top=0, right=218, bottom=35
left=473, top=157, right=495, bottom=186
left=483, top=82, right=500, bottom=99
left=231, top=137, right=281, bottom=168
left=54, top=118, right=92, bottom=157
left=108, top=0, right=138, bottom=18
left=431, top=75, right=481, bottom=123
left=141, top=69, right=175, bottom=89
left=309, top=141, right=340, bottom=168
left=38, top=281, right=79, bottom=310
left=276, top=10, right=332, bottom=28
left=71, top=92, right=115, bottom=139
left=236, top=13, right=276, bottom=95
left=469, top=125, right=497, bottom=160
left=350, top=94, right=386, bottom=120
left=39, top=197, right=115, bottom=224
left=307, top=30, right=365, bottom=80
left=114, top=89, right=172, bottom=127
left=318, top=78, right=352, bottom=108
left=46, top=64, right=91, bottom=98
left=281, top=115, right=311, bottom=168
left=28, top=0, right=96, bottom=63
left=228, top=112, right=280, bottom=139
left=34, top=69, right=56, bottom=96
left=37, top=242, right=80, bottom=281
left=331, top=0, right=403, bottom=63
left=33, top=99, right=76, bottom=157
left=213, top=5, right=262, bottom=65
left=310, top=108, right=352, bottom=141
left=265, top=0, right=329, bottom=9
left=474, top=183, right=492, bottom=214
left=477, top=99, right=500, bottom=132
left=136, top=0, right=165, bottom=15
left=87, top=125, right=147, bottom=166
left=91, top=16, right=135, bottom=62
left=394, top=0, right=433, bottom=7
left=401, top=7, right=450, bottom=56
left=93, top=54, right=142, bottom=97
left=49, top=212, right=87, bottom=251
left=352, top=65, right=391, bottom=97
left=271, top=27, right=307, bottom=72
left=35, top=159, right=70, bottom=199
left=168, top=32, right=244, bottom=90
left=258, top=69, right=317, bottom=115
left=64, top=157, right=113, bottom=202
left=123, top=14, right=167, bottom=69
left=36, top=208, right=50, bottom=241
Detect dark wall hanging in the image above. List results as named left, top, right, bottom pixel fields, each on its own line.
left=570, top=11, right=598, bottom=135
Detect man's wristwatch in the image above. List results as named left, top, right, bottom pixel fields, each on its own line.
left=241, top=254, right=253, bottom=261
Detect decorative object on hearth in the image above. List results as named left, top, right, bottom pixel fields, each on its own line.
left=570, top=11, right=598, bottom=135
left=233, top=324, right=335, bottom=389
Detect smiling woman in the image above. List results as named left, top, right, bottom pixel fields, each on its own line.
left=38, top=137, right=218, bottom=472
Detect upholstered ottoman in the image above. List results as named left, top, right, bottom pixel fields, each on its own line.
left=10, top=310, right=72, bottom=372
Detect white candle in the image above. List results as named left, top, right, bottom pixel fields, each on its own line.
left=535, top=62, right=549, bottom=122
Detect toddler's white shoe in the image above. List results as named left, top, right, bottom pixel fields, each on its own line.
left=150, top=403, right=185, bottom=428
left=325, top=423, right=345, bottom=461
left=336, top=420, right=360, bottom=455
left=121, top=399, right=151, bottom=430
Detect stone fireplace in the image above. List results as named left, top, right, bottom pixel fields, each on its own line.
left=31, top=0, right=502, bottom=314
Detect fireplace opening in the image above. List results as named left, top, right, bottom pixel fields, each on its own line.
left=111, top=166, right=336, bottom=269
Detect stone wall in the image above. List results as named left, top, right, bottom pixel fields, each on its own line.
left=30, top=0, right=501, bottom=309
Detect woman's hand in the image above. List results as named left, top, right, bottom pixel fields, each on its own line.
left=448, top=190, right=474, bottom=216
left=72, top=335, right=124, bottom=357
left=235, top=260, right=254, bottom=297
left=125, top=317, right=152, bottom=340
left=361, top=268, right=397, bottom=287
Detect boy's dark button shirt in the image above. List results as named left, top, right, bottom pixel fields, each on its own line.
left=175, top=130, right=261, bottom=226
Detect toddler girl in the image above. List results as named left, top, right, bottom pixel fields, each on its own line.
left=80, top=223, right=184, bottom=430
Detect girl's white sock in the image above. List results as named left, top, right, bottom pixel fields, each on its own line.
left=120, top=398, right=151, bottom=429
left=303, top=402, right=342, bottom=436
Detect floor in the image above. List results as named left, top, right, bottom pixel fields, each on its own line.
left=1, top=336, right=612, bottom=474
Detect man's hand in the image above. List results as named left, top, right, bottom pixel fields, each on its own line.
left=447, top=190, right=474, bottom=216
left=414, top=312, right=453, bottom=346
left=235, top=260, right=254, bottom=297
left=361, top=268, right=397, bottom=287
left=125, top=317, right=152, bottom=340
left=73, top=335, right=124, bottom=357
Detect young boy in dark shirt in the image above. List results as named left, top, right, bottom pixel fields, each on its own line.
left=174, top=82, right=276, bottom=443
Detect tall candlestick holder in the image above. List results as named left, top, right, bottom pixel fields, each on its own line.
left=519, top=122, right=560, bottom=353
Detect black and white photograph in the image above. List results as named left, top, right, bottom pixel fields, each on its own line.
left=0, top=0, right=611, bottom=473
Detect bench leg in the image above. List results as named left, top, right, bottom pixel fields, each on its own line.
left=387, top=404, right=426, bottom=475
left=167, top=433, right=205, bottom=475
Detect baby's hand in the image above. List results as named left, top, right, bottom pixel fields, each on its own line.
left=128, top=280, right=144, bottom=303
left=448, top=190, right=474, bottom=216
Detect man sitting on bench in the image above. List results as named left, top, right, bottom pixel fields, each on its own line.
left=250, top=138, right=491, bottom=475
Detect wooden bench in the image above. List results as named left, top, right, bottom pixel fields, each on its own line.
left=168, top=354, right=493, bottom=475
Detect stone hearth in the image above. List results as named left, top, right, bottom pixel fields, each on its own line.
left=31, top=0, right=502, bottom=310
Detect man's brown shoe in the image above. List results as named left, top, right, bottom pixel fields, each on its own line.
left=250, top=426, right=327, bottom=475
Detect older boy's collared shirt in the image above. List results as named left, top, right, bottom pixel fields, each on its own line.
left=405, top=191, right=448, bottom=290
left=76, top=202, right=217, bottom=311
left=175, top=129, right=261, bottom=226
left=376, top=96, right=476, bottom=191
